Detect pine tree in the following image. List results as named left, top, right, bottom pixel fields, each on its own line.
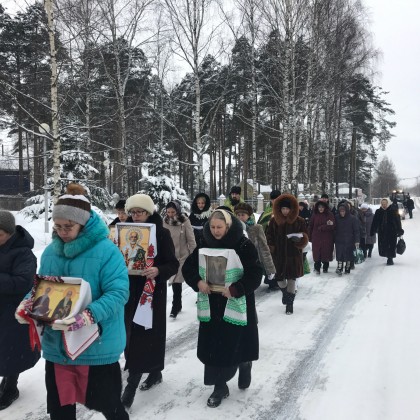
left=138, top=142, right=190, bottom=214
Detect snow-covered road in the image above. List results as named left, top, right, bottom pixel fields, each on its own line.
left=5, top=202, right=419, bottom=420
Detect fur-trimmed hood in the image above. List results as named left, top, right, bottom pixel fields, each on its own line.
left=313, top=200, right=331, bottom=215
left=272, top=193, right=299, bottom=225
left=203, top=215, right=244, bottom=248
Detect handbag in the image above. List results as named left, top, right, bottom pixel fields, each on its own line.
left=353, top=248, right=365, bottom=264
left=396, top=237, right=406, bottom=255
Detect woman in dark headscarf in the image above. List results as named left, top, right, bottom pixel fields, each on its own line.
left=189, top=193, right=212, bottom=248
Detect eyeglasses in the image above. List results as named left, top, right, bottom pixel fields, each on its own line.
left=129, top=210, right=147, bottom=216
left=53, top=223, right=78, bottom=232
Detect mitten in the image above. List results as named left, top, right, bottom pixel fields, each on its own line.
left=51, top=309, right=94, bottom=332
left=15, top=300, right=30, bottom=325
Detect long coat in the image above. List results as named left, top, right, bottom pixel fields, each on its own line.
left=334, top=205, right=360, bottom=261
left=364, top=208, right=376, bottom=245
left=370, top=206, right=403, bottom=258
left=246, top=223, right=276, bottom=275
left=182, top=217, right=262, bottom=367
left=124, top=212, right=179, bottom=373
left=163, top=214, right=196, bottom=284
left=0, top=226, right=39, bottom=376
left=266, top=194, right=309, bottom=280
left=308, top=201, right=335, bottom=262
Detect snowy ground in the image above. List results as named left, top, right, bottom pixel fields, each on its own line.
left=3, top=201, right=419, bottom=420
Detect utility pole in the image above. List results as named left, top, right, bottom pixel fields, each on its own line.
left=44, top=0, right=61, bottom=201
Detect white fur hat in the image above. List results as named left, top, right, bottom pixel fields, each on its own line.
left=360, top=203, right=369, bottom=210
left=125, top=194, right=155, bottom=215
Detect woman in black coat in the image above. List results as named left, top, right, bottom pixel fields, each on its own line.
left=188, top=192, right=212, bottom=248
left=121, top=195, right=179, bottom=408
left=370, top=198, right=404, bottom=265
left=182, top=209, right=262, bottom=408
left=0, top=211, right=39, bottom=410
left=334, top=203, right=360, bottom=274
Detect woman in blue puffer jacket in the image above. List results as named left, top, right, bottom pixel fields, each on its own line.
left=16, top=184, right=129, bottom=420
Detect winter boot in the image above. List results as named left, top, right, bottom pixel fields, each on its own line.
left=322, top=262, right=329, bottom=273
left=207, top=383, right=229, bottom=408
left=314, top=261, right=321, bottom=275
left=121, top=371, right=142, bottom=408
left=344, top=261, right=351, bottom=274
left=140, top=371, right=162, bottom=391
left=170, top=283, right=182, bottom=318
left=0, top=375, right=19, bottom=411
left=336, top=262, right=343, bottom=276
left=238, top=362, right=252, bottom=390
left=267, top=278, right=280, bottom=291
left=387, top=258, right=394, bottom=266
left=367, top=246, right=372, bottom=258
left=279, top=287, right=287, bottom=304
left=349, top=261, right=355, bottom=270
left=285, top=292, right=295, bottom=315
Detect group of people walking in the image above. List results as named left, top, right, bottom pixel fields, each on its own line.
left=0, top=184, right=409, bottom=418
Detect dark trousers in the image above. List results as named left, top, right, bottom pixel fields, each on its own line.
left=408, top=208, right=413, bottom=218
left=360, top=237, right=367, bottom=258
left=204, top=365, right=238, bottom=386
left=172, top=283, right=182, bottom=310
left=314, top=261, right=329, bottom=271
left=46, top=361, right=129, bottom=420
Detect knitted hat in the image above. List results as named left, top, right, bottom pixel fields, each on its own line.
left=0, top=210, right=16, bottom=234
left=279, top=198, right=291, bottom=209
left=360, top=203, right=369, bottom=210
left=234, top=202, right=253, bottom=216
left=230, top=186, right=241, bottom=195
left=125, top=194, right=155, bottom=215
left=321, top=193, right=329, bottom=199
left=298, top=201, right=306, bottom=207
left=115, top=199, right=126, bottom=210
left=270, top=190, right=281, bottom=200
left=53, top=183, right=91, bottom=226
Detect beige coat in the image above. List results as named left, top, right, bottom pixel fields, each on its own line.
left=246, top=223, right=276, bottom=275
left=164, top=216, right=196, bottom=284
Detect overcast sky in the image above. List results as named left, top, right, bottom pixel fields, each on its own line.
left=2, top=0, right=419, bottom=187
left=365, top=0, right=420, bottom=187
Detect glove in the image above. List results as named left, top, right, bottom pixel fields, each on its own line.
left=355, top=243, right=359, bottom=248
left=291, top=236, right=301, bottom=243
left=15, top=300, right=30, bottom=325
left=268, top=273, right=275, bottom=280
left=51, top=310, right=94, bottom=332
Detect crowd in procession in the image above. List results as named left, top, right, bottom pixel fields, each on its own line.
left=0, top=183, right=409, bottom=418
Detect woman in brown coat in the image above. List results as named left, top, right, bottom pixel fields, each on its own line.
left=266, top=194, right=308, bottom=314
left=163, top=200, right=196, bottom=318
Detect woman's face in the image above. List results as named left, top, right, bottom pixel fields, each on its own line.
left=129, top=208, right=149, bottom=223
left=53, top=218, right=82, bottom=242
left=166, top=207, right=177, bottom=218
left=196, top=197, right=206, bottom=211
left=210, top=218, right=228, bottom=240
left=236, top=212, right=249, bottom=223
left=0, top=229, right=11, bottom=246
left=339, top=208, right=346, bottom=217
left=381, top=200, right=388, bottom=209
left=318, top=205, right=325, bottom=213
left=281, top=207, right=290, bottom=216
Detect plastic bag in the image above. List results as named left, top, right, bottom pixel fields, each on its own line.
left=303, top=255, right=310, bottom=275
left=353, top=248, right=365, bottom=264
left=396, top=237, right=406, bottom=255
